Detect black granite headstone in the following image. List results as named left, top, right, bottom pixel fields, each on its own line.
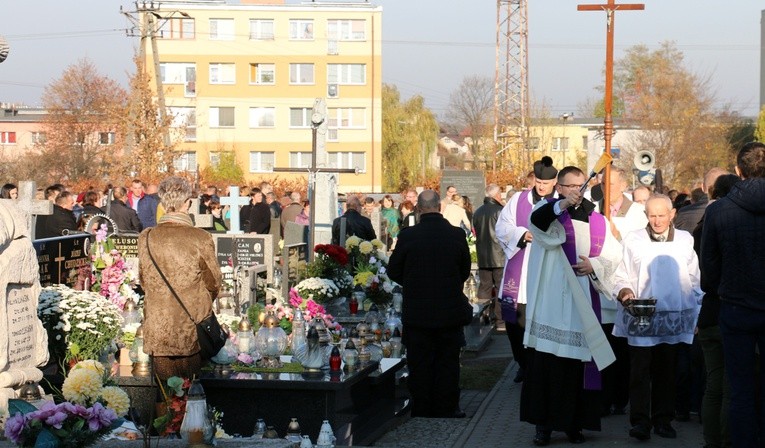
left=33, top=234, right=91, bottom=287
left=440, top=170, right=486, bottom=210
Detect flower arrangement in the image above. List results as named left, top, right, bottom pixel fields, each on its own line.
left=90, top=225, right=140, bottom=310
left=247, top=302, right=294, bottom=334
left=289, top=288, right=343, bottom=334
left=305, top=244, right=354, bottom=298
left=4, top=361, right=129, bottom=448
left=345, top=238, right=399, bottom=307
left=466, top=233, right=477, bottom=264
left=153, top=376, right=191, bottom=436
left=38, top=285, right=123, bottom=363
left=295, top=277, right=340, bottom=304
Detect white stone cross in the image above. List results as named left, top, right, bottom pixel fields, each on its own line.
left=219, top=186, right=251, bottom=235
left=0, top=181, right=52, bottom=240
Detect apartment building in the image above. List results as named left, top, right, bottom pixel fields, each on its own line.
left=142, top=0, right=383, bottom=191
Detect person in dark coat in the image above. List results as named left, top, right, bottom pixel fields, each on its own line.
left=109, top=186, right=143, bottom=233
left=37, top=191, right=79, bottom=239
left=137, top=184, right=160, bottom=229
left=331, top=196, right=376, bottom=245
left=387, top=190, right=473, bottom=418
left=701, top=142, right=765, bottom=448
left=471, top=184, right=505, bottom=322
left=245, top=188, right=271, bottom=234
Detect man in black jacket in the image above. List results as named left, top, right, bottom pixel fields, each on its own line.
left=109, top=187, right=142, bottom=233
left=331, top=196, right=376, bottom=244
left=388, top=190, right=472, bottom=418
left=245, top=188, right=271, bottom=234
left=472, top=183, right=505, bottom=324
left=701, top=141, right=765, bottom=448
left=37, top=191, right=78, bottom=239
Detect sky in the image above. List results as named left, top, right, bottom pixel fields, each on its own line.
left=0, top=0, right=762, bottom=119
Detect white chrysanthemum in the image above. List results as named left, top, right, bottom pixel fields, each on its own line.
left=62, top=369, right=103, bottom=405
left=359, top=241, right=374, bottom=254
left=71, top=360, right=105, bottom=376
left=345, top=235, right=361, bottom=248
left=101, top=386, right=131, bottom=416
left=371, top=239, right=384, bottom=249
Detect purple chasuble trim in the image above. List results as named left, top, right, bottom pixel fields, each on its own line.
left=499, top=190, right=533, bottom=323
left=556, top=202, right=608, bottom=391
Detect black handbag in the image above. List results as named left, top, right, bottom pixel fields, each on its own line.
left=146, top=230, right=228, bottom=360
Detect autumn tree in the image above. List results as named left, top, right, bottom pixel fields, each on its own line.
left=201, top=149, right=244, bottom=185
left=381, top=84, right=439, bottom=191
left=606, top=42, right=733, bottom=188
left=37, top=58, right=128, bottom=184
left=445, top=75, right=495, bottom=165
left=121, top=55, right=179, bottom=184
left=755, top=106, right=765, bottom=143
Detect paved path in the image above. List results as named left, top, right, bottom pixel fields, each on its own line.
left=372, top=334, right=706, bottom=447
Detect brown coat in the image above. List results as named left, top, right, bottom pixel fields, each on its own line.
left=138, top=221, right=221, bottom=357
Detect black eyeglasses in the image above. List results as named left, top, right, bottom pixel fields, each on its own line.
left=558, top=184, right=584, bottom=189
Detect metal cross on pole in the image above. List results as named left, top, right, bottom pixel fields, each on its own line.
left=578, top=0, right=644, bottom=220
left=272, top=98, right=356, bottom=262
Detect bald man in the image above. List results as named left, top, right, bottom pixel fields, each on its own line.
left=331, top=195, right=376, bottom=245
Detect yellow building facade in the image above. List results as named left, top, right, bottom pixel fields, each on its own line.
left=526, top=122, right=589, bottom=169
left=142, top=0, right=383, bottom=192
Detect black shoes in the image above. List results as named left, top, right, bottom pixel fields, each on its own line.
left=565, top=431, right=586, bottom=444
left=532, top=429, right=551, bottom=446
left=513, top=368, right=525, bottom=383
left=629, top=424, right=651, bottom=441
left=654, top=423, right=677, bottom=439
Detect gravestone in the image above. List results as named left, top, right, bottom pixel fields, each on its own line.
left=369, top=208, right=383, bottom=249
left=440, top=170, right=486, bottom=211
left=0, top=201, right=50, bottom=416
left=219, top=186, right=250, bottom=234
left=213, top=234, right=274, bottom=285
left=188, top=198, right=213, bottom=229
left=281, top=222, right=309, bottom=300
left=109, top=234, right=140, bottom=281
left=33, top=234, right=91, bottom=287
left=0, top=181, right=52, bottom=241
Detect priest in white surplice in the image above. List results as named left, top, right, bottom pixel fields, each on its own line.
left=495, top=156, right=558, bottom=383
left=520, top=166, right=622, bottom=446
left=612, top=194, right=703, bottom=441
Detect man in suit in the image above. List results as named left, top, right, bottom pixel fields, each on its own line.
left=331, top=196, right=376, bottom=245
left=388, top=190, right=473, bottom=418
left=109, top=186, right=142, bottom=233
left=37, top=190, right=78, bottom=239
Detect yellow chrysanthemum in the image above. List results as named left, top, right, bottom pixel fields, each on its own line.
left=71, top=360, right=105, bottom=376
left=345, top=235, right=361, bottom=248
left=359, top=241, right=374, bottom=254
left=354, top=271, right=373, bottom=287
left=371, top=239, right=384, bottom=249
left=101, top=386, right=131, bottom=416
left=62, top=369, right=103, bottom=405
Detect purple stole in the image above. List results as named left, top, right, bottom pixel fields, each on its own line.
left=557, top=201, right=607, bottom=390
left=499, top=190, right=533, bottom=323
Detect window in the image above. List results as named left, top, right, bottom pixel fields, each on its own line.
left=169, top=107, right=196, bottom=141
left=0, top=131, right=16, bottom=144
left=249, top=63, right=275, bottom=84
left=159, top=63, right=196, bottom=97
left=249, top=19, right=274, bottom=40
left=210, top=107, right=235, bottom=127
left=327, top=64, right=365, bottom=85
left=209, top=152, right=221, bottom=168
left=289, top=108, right=312, bottom=128
left=209, top=63, right=235, bottom=84
left=32, top=132, right=46, bottom=145
left=289, top=19, right=314, bottom=40
left=327, top=128, right=338, bottom=141
left=249, top=107, right=275, bottom=128
left=552, top=137, right=569, bottom=151
left=99, top=132, right=115, bottom=145
left=158, top=18, right=195, bottom=39
left=327, top=19, right=365, bottom=41
left=290, top=152, right=312, bottom=168
left=327, top=108, right=365, bottom=129
left=527, top=137, right=540, bottom=150
left=209, top=19, right=234, bottom=40
left=289, top=64, right=314, bottom=84
left=249, top=151, right=275, bottom=173
left=329, top=151, right=365, bottom=173
left=173, top=151, right=197, bottom=172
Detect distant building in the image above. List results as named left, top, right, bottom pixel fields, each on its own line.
left=139, top=0, right=383, bottom=192
left=0, top=105, right=47, bottom=160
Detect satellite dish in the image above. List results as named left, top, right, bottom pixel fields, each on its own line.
left=0, top=35, right=9, bottom=64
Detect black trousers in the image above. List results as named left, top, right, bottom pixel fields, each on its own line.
left=403, top=325, right=463, bottom=418
left=601, top=324, right=630, bottom=412
left=505, top=319, right=527, bottom=371
left=629, top=343, right=678, bottom=427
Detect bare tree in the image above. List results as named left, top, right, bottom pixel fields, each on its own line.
left=37, top=59, right=128, bottom=184
left=445, top=75, right=494, bottom=165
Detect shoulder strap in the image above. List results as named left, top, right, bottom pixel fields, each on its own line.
left=145, top=229, right=198, bottom=325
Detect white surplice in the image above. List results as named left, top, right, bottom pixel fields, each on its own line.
left=495, top=189, right=557, bottom=305
left=612, top=228, right=703, bottom=347
left=524, top=202, right=623, bottom=365
left=611, top=202, right=648, bottom=240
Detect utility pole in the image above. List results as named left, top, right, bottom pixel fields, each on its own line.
left=577, top=0, right=644, bottom=219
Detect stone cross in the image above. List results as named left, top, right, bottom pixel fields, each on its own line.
left=0, top=181, right=52, bottom=241
left=219, top=186, right=250, bottom=234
